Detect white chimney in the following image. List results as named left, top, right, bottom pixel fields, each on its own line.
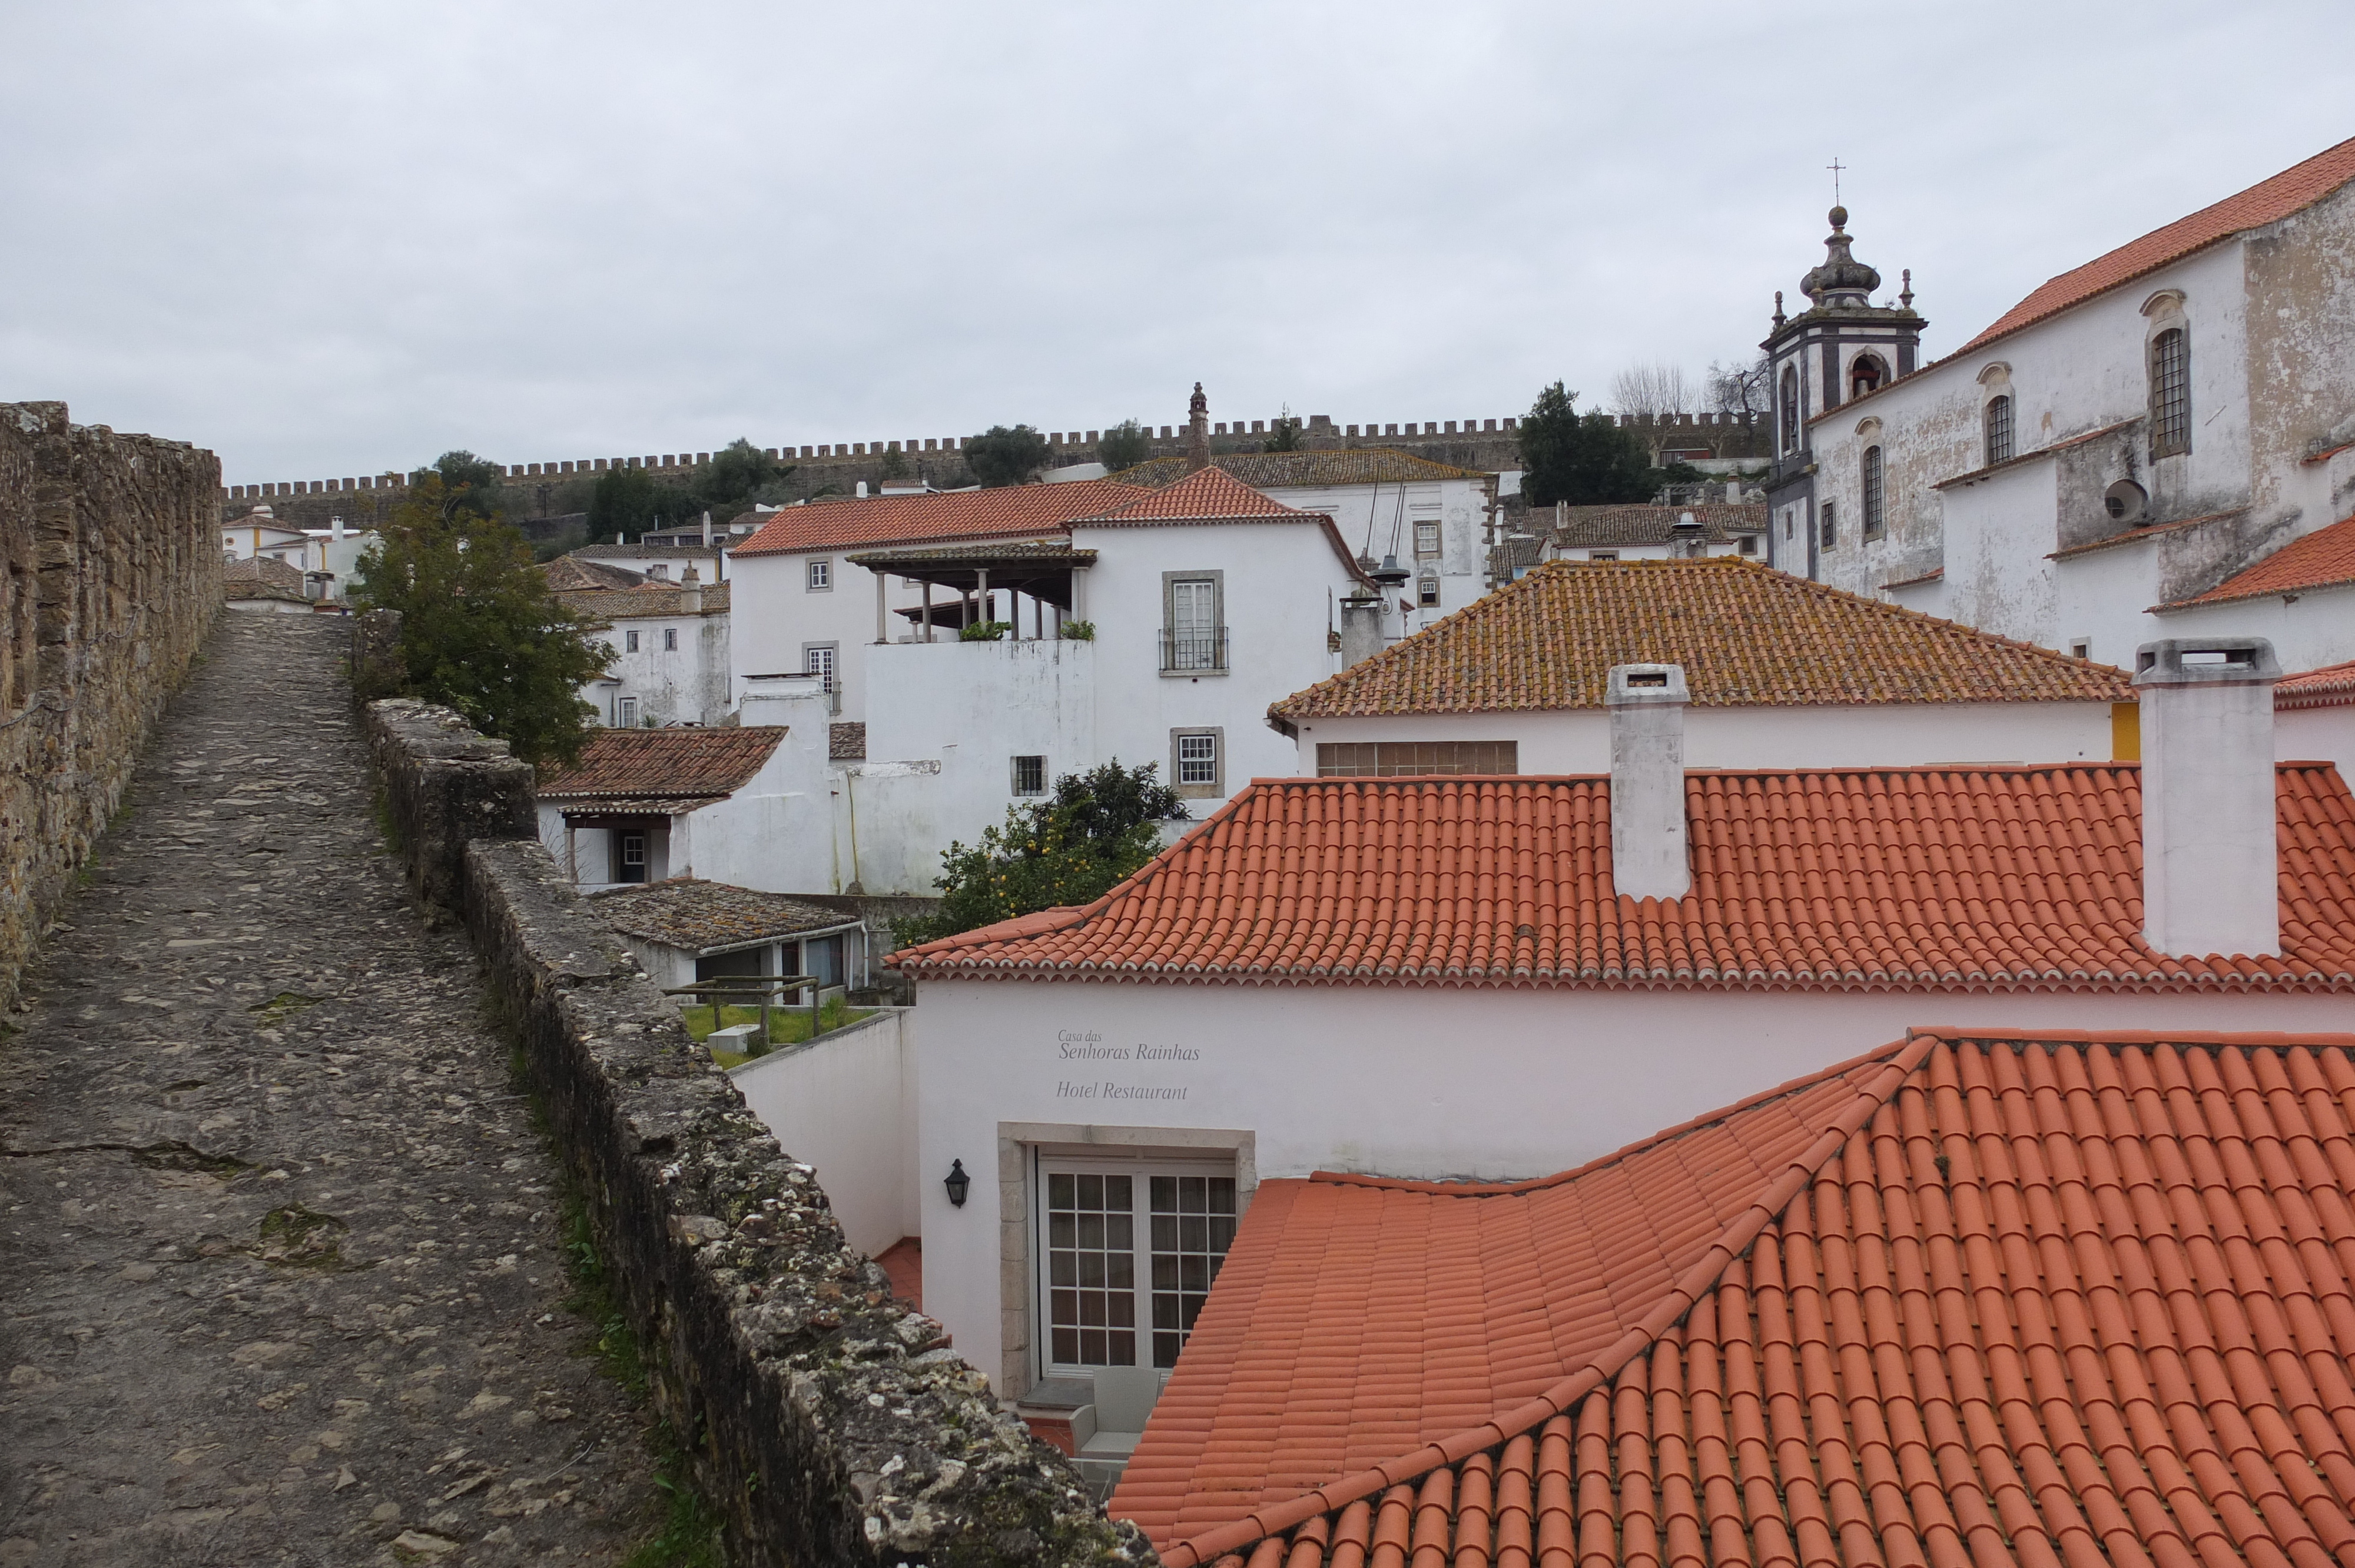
left=2137, top=637, right=2281, bottom=958
left=678, top=564, right=702, bottom=615
left=1608, top=663, right=1690, bottom=902
left=856, top=480, right=868, bottom=499
left=701, top=510, right=712, bottom=546
left=331, top=514, right=346, bottom=542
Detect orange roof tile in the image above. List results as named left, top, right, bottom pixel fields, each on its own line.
left=2281, top=659, right=2355, bottom=710
left=1959, top=135, right=2355, bottom=354
left=890, top=764, right=2355, bottom=991
left=1114, top=449, right=1484, bottom=489
left=2161, top=513, right=2355, bottom=609
left=1142, top=1025, right=2355, bottom=1567
left=1087, top=466, right=1314, bottom=524
left=730, top=478, right=1147, bottom=557
left=1269, top=559, right=2132, bottom=723
left=536, top=727, right=783, bottom=800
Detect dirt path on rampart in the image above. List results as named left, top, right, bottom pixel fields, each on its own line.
left=0, top=615, right=658, bottom=1566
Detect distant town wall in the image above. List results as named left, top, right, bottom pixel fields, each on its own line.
left=220, top=412, right=1770, bottom=525
left=0, top=401, right=222, bottom=1006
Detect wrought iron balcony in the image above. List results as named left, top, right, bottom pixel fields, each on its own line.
left=1159, top=627, right=1228, bottom=673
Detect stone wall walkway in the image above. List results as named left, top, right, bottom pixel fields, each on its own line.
left=1, top=616, right=658, bottom=1567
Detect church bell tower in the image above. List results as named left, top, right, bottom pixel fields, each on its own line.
left=1760, top=205, right=1923, bottom=578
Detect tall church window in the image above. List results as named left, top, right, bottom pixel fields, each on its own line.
left=1861, top=447, right=1886, bottom=539
left=1984, top=396, right=2014, bottom=466
left=1849, top=353, right=1888, bottom=401
left=2150, top=328, right=2190, bottom=457
left=1819, top=503, right=1837, bottom=549
left=1779, top=367, right=1799, bottom=453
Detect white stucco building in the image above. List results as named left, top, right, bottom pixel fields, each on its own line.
left=552, top=571, right=732, bottom=730
left=1762, top=136, right=2355, bottom=673
left=1268, top=556, right=2141, bottom=775
left=221, top=504, right=377, bottom=602
left=724, top=632, right=2355, bottom=1484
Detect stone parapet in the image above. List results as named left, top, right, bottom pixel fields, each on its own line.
left=360, top=696, right=537, bottom=922
left=0, top=400, right=221, bottom=1008
left=360, top=696, right=1152, bottom=1567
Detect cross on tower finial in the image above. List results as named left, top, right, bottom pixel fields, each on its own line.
left=1827, top=157, right=1845, bottom=205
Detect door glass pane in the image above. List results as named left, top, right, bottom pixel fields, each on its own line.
left=1148, top=1174, right=1236, bottom=1368
left=1046, top=1171, right=1136, bottom=1366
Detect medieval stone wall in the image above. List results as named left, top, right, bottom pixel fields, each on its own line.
left=0, top=401, right=221, bottom=1007
left=219, top=411, right=1772, bottom=526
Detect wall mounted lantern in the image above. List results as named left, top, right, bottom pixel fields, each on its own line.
left=943, top=1158, right=970, bottom=1208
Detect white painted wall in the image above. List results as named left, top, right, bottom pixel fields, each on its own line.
left=732, top=1009, right=916, bottom=1257
left=2153, top=587, right=2355, bottom=676
left=582, top=609, right=731, bottom=728
left=2280, top=706, right=2355, bottom=774
left=1286, top=700, right=2123, bottom=774
left=907, top=976, right=2355, bottom=1388
left=1253, top=476, right=1487, bottom=629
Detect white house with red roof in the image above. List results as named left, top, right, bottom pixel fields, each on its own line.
left=1763, top=136, right=2355, bottom=673
left=752, top=635, right=2355, bottom=1492
left=719, top=469, right=1385, bottom=896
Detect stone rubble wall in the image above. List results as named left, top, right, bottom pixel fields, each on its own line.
left=360, top=692, right=1153, bottom=1567
left=0, top=400, right=221, bottom=1008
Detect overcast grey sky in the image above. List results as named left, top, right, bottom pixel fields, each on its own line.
left=3, top=2, right=2350, bottom=486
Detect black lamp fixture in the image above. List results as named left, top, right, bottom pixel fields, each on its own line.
left=943, top=1158, right=970, bottom=1208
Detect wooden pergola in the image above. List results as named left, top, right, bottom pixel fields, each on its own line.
left=845, top=540, right=1099, bottom=643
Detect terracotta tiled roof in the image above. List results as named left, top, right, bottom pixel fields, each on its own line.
left=2280, top=659, right=2355, bottom=711
left=564, top=542, right=725, bottom=562
left=1958, top=135, right=2355, bottom=354
left=731, top=480, right=1146, bottom=557
left=542, top=556, right=647, bottom=591
left=1269, top=559, right=2132, bottom=722
left=1113, top=450, right=1485, bottom=489
left=536, top=727, right=784, bottom=800
left=1084, top=466, right=1314, bottom=524
left=224, top=554, right=306, bottom=592
left=1136, top=1025, right=2355, bottom=1568
left=589, top=877, right=853, bottom=955
left=1548, top=504, right=1764, bottom=549
left=2160, top=513, right=2355, bottom=609
left=555, top=582, right=730, bottom=620
left=829, top=721, right=867, bottom=761
left=889, top=764, right=2355, bottom=991
left=2045, top=509, right=2249, bottom=563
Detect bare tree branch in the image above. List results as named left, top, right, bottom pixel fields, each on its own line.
left=1608, top=363, right=1694, bottom=420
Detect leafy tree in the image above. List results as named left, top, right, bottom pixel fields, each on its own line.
left=1263, top=408, right=1303, bottom=453
left=696, top=437, right=796, bottom=515
left=893, top=760, right=1187, bottom=948
left=875, top=445, right=910, bottom=480
left=963, top=424, right=1053, bottom=488
left=350, top=477, right=612, bottom=769
left=587, top=464, right=699, bottom=540
left=1517, top=382, right=1656, bottom=507
left=428, top=449, right=506, bottom=496
left=1097, top=419, right=1152, bottom=473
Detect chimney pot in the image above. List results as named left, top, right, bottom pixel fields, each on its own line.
left=1607, top=663, right=1690, bottom=902
left=2134, top=637, right=2282, bottom=958
left=1337, top=592, right=1384, bottom=668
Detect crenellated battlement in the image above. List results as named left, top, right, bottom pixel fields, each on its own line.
left=222, top=409, right=1765, bottom=504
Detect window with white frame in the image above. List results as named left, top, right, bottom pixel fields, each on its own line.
left=1417, top=573, right=1439, bottom=607
left=1039, top=1160, right=1237, bottom=1372
left=1172, top=729, right=1219, bottom=795
left=804, top=643, right=837, bottom=693
left=1163, top=574, right=1223, bottom=673
left=616, top=695, right=639, bottom=727
left=807, top=557, right=832, bottom=591
left=662, top=626, right=678, bottom=652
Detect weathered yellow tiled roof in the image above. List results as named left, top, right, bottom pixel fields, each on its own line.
left=1269, top=558, right=2134, bottom=720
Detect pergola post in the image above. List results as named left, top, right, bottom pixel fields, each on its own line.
left=977, top=569, right=990, bottom=632
left=921, top=579, right=933, bottom=641
left=873, top=569, right=887, bottom=643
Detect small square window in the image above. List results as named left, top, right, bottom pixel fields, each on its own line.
left=1737, top=534, right=1758, bottom=556
left=624, top=630, right=641, bottom=653
left=663, top=627, right=678, bottom=652
left=1418, top=576, right=1439, bottom=607
left=647, top=563, right=669, bottom=581
left=808, top=559, right=832, bottom=591
left=1176, top=733, right=1217, bottom=787
left=1588, top=550, right=1618, bottom=562
left=1011, top=755, right=1047, bottom=796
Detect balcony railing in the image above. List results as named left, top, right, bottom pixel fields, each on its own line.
left=1160, top=627, right=1228, bottom=673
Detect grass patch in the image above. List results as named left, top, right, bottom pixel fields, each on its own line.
left=678, top=998, right=872, bottom=1065
left=248, top=991, right=320, bottom=1026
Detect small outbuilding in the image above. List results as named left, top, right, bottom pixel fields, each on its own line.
left=588, top=876, right=869, bottom=994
